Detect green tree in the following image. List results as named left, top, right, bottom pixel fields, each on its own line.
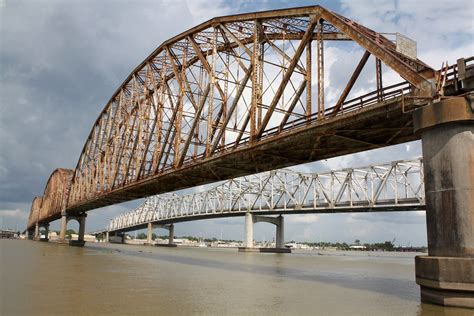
left=137, top=232, right=147, bottom=240
left=66, top=229, right=76, bottom=239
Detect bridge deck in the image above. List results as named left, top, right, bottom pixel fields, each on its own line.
left=69, top=95, right=418, bottom=215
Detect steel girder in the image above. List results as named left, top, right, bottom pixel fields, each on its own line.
left=65, top=5, right=435, bottom=210
left=108, top=158, right=425, bottom=232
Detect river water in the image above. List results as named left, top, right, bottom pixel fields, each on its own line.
left=1, top=239, right=471, bottom=315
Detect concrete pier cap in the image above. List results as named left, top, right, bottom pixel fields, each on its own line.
left=413, top=96, right=474, bottom=308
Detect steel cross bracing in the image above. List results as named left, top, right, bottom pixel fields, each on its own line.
left=66, top=6, right=436, bottom=210
left=108, top=158, right=424, bottom=232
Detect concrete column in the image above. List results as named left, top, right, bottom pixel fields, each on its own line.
left=43, top=224, right=50, bottom=241
left=121, top=232, right=125, bottom=244
left=34, top=223, right=39, bottom=240
left=413, top=97, right=474, bottom=308
left=276, top=215, right=284, bottom=248
left=105, top=231, right=109, bottom=243
left=78, top=214, right=87, bottom=242
left=168, top=224, right=174, bottom=244
left=147, top=222, right=153, bottom=245
left=244, top=212, right=254, bottom=248
left=58, top=214, right=68, bottom=243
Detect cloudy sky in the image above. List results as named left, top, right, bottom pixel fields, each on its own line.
left=1, top=0, right=472, bottom=245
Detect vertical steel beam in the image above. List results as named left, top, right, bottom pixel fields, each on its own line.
left=376, top=58, right=383, bottom=102
left=317, top=21, right=324, bottom=119
left=250, top=20, right=263, bottom=142
left=306, top=40, right=312, bottom=120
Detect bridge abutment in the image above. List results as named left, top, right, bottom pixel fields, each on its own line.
left=240, top=213, right=290, bottom=253
left=413, top=96, right=474, bottom=308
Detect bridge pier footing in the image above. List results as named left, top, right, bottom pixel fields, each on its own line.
left=239, top=213, right=290, bottom=253
left=413, top=97, right=474, bottom=308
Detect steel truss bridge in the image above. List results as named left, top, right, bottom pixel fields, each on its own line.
left=27, top=5, right=472, bottom=232
left=108, top=158, right=424, bottom=233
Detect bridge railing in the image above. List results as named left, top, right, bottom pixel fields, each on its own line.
left=177, top=79, right=414, bottom=167
left=108, top=158, right=424, bottom=232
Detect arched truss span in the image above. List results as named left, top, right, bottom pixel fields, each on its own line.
left=27, top=196, right=43, bottom=230
left=109, top=158, right=425, bottom=232
left=27, top=169, right=73, bottom=229
left=38, top=6, right=444, bottom=214
left=67, top=5, right=436, bottom=212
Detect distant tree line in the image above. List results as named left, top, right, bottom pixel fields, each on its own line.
left=298, top=240, right=409, bottom=251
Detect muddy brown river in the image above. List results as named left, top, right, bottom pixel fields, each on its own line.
left=1, top=239, right=470, bottom=315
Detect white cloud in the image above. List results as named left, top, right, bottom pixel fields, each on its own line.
left=286, top=214, right=320, bottom=224
left=0, top=209, right=27, bottom=218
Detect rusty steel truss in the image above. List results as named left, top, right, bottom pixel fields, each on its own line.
left=108, top=158, right=425, bottom=232
left=27, top=5, right=472, bottom=231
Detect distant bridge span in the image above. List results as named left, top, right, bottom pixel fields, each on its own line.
left=108, top=158, right=425, bottom=233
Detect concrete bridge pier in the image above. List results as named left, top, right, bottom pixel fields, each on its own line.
left=58, top=214, right=68, bottom=244
left=244, top=212, right=254, bottom=248
left=168, top=224, right=174, bottom=245
left=69, top=213, right=87, bottom=247
left=240, top=213, right=290, bottom=253
left=33, top=223, right=40, bottom=241
left=146, top=222, right=155, bottom=245
left=105, top=231, right=109, bottom=243
left=151, top=223, right=176, bottom=247
left=40, top=223, right=50, bottom=242
left=413, top=96, right=474, bottom=308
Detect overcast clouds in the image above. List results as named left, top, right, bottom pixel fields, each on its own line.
left=1, top=0, right=472, bottom=245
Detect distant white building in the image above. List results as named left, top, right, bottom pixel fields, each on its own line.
left=350, top=245, right=367, bottom=250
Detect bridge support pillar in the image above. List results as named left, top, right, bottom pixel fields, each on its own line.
left=33, top=223, right=39, bottom=241
left=240, top=213, right=290, bottom=253
left=244, top=212, right=254, bottom=248
left=413, top=97, right=474, bottom=308
left=41, top=223, right=50, bottom=242
left=168, top=224, right=174, bottom=245
left=70, top=213, right=87, bottom=247
left=105, top=231, right=109, bottom=243
left=58, top=214, right=68, bottom=243
left=147, top=222, right=154, bottom=245
left=275, top=215, right=284, bottom=249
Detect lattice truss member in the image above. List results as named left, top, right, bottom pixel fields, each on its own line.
left=109, top=159, right=424, bottom=231
left=68, top=6, right=435, bottom=206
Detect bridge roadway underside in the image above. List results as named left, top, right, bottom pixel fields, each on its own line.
left=108, top=204, right=424, bottom=234
left=67, top=96, right=420, bottom=215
